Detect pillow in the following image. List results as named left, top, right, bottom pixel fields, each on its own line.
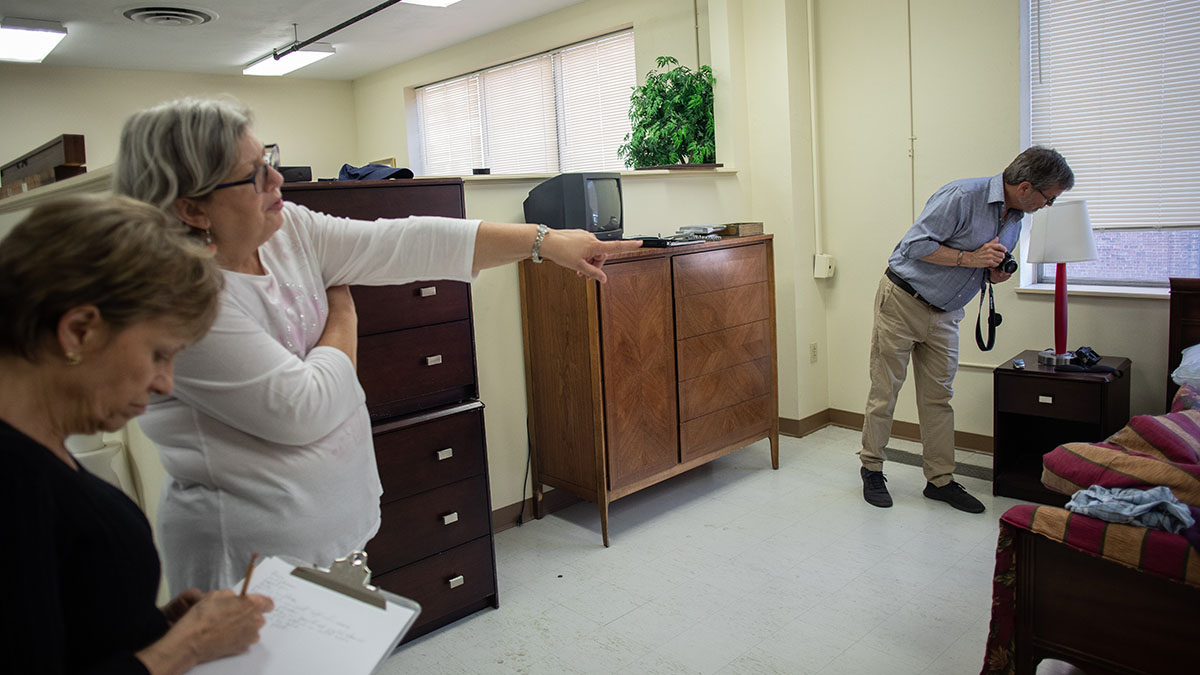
left=1106, top=409, right=1200, bottom=465
left=1172, top=382, right=1200, bottom=413
left=1171, top=343, right=1200, bottom=388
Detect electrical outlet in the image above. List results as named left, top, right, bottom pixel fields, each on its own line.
left=809, top=342, right=818, bottom=363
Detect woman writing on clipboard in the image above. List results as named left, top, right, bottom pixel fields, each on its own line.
left=0, top=195, right=273, bottom=674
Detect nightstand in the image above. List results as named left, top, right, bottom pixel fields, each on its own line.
left=993, top=350, right=1131, bottom=506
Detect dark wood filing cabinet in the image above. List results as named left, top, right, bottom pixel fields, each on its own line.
left=519, top=236, right=780, bottom=546
left=992, top=350, right=1131, bottom=506
left=281, top=178, right=498, bottom=642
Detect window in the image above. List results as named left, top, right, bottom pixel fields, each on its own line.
left=1027, top=0, right=1200, bottom=286
left=415, top=30, right=636, bottom=176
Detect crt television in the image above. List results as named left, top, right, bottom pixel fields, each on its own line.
left=523, top=172, right=623, bottom=241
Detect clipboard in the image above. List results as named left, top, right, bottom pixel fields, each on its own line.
left=191, top=552, right=420, bottom=675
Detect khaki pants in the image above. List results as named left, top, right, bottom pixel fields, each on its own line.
left=860, top=272, right=965, bottom=486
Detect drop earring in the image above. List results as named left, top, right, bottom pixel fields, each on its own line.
left=190, top=227, right=214, bottom=246
left=66, top=352, right=82, bottom=366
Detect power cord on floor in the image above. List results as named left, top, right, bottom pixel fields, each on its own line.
left=515, top=419, right=532, bottom=527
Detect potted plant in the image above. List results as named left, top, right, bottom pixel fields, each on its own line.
left=618, top=56, right=717, bottom=169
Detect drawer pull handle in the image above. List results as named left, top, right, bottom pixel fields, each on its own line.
left=448, top=575, right=464, bottom=589
left=442, top=511, right=459, bottom=525
left=425, top=354, right=443, bottom=366
left=419, top=286, right=437, bottom=297
left=436, top=448, right=454, bottom=461
left=1038, top=395, right=1053, bottom=404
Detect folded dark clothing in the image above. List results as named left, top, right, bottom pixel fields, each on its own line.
left=338, top=163, right=414, bottom=180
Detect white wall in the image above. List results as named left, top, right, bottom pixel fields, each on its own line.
left=0, top=63, right=357, bottom=182
left=1, top=0, right=1172, bottom=522
left=350, top=0, right=842, bottom=513
left=816, top=0, right=1168, bottom=437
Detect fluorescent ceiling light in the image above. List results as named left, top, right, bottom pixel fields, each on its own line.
left=243, top=42, right=335, bottom=76
left=0, top=17, right=67, bottom=63
left=404, top=0, right=463, bottom=7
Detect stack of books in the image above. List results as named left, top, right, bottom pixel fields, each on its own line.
left=678, top=222, right=765, bottom=238
left=717, top=221, right=764, bottom=237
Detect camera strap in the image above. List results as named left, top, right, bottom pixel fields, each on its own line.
left=975, top=274, right=1001, bottom=351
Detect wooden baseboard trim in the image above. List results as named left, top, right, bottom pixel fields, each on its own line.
left=779, top=409, right=833, bottom=438
left=811, top=409, right=992, bottom=455
left=492, top=487, right=581, bottom=534
left=493, top=410, right=992, bottom=528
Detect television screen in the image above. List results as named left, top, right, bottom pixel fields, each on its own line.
left=586, top=178, right=622, bottom=234
left=524, top=172, right=623, bottom=240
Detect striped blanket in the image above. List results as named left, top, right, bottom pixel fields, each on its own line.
left=982, top=505, right=1200, bottom=675
left=1041, top=408, right=1200, bottom=506
left=982, top=395, right=1200, bottom=674
left=1001, top=504, right=1200, bottom=586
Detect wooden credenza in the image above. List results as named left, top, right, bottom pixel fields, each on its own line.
left=281, top=178, right=498, bottom=642
left=519, top=235, right=779, bottom=545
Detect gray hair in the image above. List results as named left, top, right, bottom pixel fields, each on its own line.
left=1002, top=146, right=1075, bottom=192
left=0, top=194, right=223, bottom=361
left=114, top=97, right=253, bottom=213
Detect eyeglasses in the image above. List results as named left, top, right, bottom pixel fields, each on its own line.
left=1034, top=187, right=1057, bottom=206
left=212, top=144, right=280, bottom=194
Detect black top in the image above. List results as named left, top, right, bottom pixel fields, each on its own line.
left=1, top=419, right=167, bottom=674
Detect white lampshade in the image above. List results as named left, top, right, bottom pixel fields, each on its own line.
left=1027, top=200, right=1098, bottom=264
left=0, top=17, right=67, bottom=63
left=243, top=42, right=335, bottom=76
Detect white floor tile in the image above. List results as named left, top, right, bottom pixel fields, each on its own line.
left=382, top=426, right=1015, bottom=675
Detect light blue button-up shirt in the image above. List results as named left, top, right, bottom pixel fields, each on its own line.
left=888, top=174, right=1024, bottom=311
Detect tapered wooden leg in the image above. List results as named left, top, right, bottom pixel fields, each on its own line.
left=599, top=498, right=610, bottom=547
left=533, top=485, right=545, bottom=519
left=770, top=430, right=780, bottom=470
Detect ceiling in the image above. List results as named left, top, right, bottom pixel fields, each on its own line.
left=0, top=0, right=589, bottom=80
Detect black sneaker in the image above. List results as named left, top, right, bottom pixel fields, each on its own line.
left=923, top=481, right=985, bottom=513
left=860, top=467, right=892, bottom=508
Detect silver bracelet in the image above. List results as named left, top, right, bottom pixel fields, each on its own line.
left=531, top=224, right=549, bottom=263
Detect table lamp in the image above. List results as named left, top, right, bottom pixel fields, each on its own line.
left=1027, top=200, right=1098, bottom=365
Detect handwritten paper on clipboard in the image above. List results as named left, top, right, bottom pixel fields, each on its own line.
left=191, top=556, right=419, bottom=675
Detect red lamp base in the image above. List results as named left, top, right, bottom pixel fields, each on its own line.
left=1036, top=262, right=1072, bottom=365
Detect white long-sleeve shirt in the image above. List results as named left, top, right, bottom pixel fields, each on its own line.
left=139, top=202, right=480, bottom=592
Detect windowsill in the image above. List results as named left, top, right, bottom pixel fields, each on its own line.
left=458, top=166, right=739, bottom=183
left=1016, top=282, right=1169, bottom=300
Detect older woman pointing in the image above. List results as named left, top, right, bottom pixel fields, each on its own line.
left=0, top=195, right=273, bottom=674
left=115, top=97, right=642, bottom=593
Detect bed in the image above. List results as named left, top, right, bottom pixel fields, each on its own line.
left=981, top=277, right=1200, bottom=675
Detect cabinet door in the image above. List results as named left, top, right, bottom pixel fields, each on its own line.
left=599, top=258, right=679, bottom=489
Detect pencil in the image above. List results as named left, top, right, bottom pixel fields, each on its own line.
left=240, top=552, right=259, bottom=597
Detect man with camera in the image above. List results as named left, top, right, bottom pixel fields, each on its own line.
left=859, top=146, right=1074, bottom=513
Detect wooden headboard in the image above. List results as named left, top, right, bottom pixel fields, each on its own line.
left=1167, top=277, right=1200, bottom=410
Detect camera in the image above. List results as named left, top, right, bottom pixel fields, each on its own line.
left=1072, top=345, right=1101, bottom=368
left=997, top=252, right=1018, bottom=274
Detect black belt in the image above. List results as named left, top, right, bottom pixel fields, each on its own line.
left=885, top=268, right=946, bottom=313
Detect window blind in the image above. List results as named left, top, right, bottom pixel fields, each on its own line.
left=415, top=30, right=635, bottom=176
left=556, top=32, right=637, bottom=171
left=1030, top=0, right=1200, bottom=229
left=480, top=56, right=558, bottom=174
left=416, top=75, right=482, bottom=177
